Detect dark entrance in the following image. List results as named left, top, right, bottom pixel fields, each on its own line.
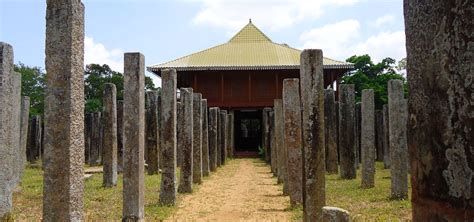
left=234, top=110, right=262, bottom=156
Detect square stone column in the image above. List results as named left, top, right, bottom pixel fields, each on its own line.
left=338, top=84, right=356, bottom=179
left=262, top=107, right=272, bottom=163
left=103, top=83, right=118, bottom=187
left=209, top=107, right=219, bottom=172
left=324, top=89, right=338, bottom=174
left=178, top=88, right=193, bottom=193
left=146, top=91, right=159, bottom=175
left=361, top=89, right=375, bottom=188
left=117, top=100, right=124, bottom=172
left=274, top=99, right=288, bottom=195
left=192, top=93, right=203, bottom=184
left=216, top=107, right=222, bottom=167
left=123, top=53, right=145, bottom=220
left=270, top=111, right=278, bottom=176
left=382, top=104, right=390, bottom=169
left=20, top=96, right=30, bottom=179
left=201, top=99, right=210, bottom=176
left=219, top=110, right=228, bottom=165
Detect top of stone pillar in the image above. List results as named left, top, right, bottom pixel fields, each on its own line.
left=0, top=42, right=14, bottom=88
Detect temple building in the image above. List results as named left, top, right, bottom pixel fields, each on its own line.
left=148, top=21, right=353, bottom=154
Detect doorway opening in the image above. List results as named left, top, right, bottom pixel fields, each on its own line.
left=234, top=110, right=262, bottom=157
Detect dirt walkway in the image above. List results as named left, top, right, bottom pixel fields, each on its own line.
left=167, top=158, right=295, bottom=221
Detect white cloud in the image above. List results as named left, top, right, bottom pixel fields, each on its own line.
left=193, top=0, right=359, bottom=32
left=84, top=36, right=123, bottom=72
left=300, top=19, right=406, bottom=63
left=373, top=14, right=395, bottom=28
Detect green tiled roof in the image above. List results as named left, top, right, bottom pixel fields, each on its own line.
left=148, top=21, right=353, bottom=72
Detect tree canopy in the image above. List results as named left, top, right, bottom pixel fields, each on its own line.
left=341, top=55, right=407, bottom=109
left=14, top=63, right=46, bottom=116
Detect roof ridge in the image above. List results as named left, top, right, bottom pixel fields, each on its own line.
left=228, top=21, right=272, bottom=43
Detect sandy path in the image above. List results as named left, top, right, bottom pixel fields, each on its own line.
left=167, top=158, right=294, bottom=221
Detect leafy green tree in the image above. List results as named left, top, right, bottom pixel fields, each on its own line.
left=84, top=64, right=157, bottom=113
left=341, top=55, right=406, bottom=109
left=14, top=63, right=46, bottom=116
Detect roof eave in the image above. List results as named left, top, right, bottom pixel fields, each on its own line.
left=147, top=64, right=354, bottom=74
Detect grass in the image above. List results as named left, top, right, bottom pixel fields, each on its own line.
left=291, top=162, right=412, bottom=221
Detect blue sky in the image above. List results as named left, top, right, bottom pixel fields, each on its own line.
left=0, top=0, right=405, bottom=86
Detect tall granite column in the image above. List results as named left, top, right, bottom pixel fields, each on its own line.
left=262, top=107, right=272, bottom=163
left=159, top=69, right=177, bottom=205
left=338, top=84, right=356, bottom=179
left=43, top=0, right=85, bottom=220
left=192, top=93, right=203, bottom=184
left=209, top=107, right=219, bottom=172
left=146, top=91, right=159, bottom=175
left=216, top=107, right=222, bottom=167
left=300, top=50, right=325, bottom=220
left=361, top=89, right=375, bottom=188
left=84, top=113, right=91, bottom=164
left=274, top=99, right=288, bottom=194
left=324, top=89, right=338, bottom=174
left=20, top=96, right=30, bottom=177
left=283, top=78, right=303, bottom=206
left=201, top=99, right=210, bottom=176
left=269, top=111, right=278, bottom=176
left=90, top=112, right=101, bottom=166
left=0, top=42, right=17, bottom=219
left=375, top=110, right=384, bottom=161
left=388, top=80, right=408, bottom=200
left=405, top=1, right=473, bottom=219
left=382, top=104, right=390, bottom=169
left=103, top=83, right=118, bottom=187
left=123, top=53, right=145, bottom=220
left=229, top=111, right=235, bottom=157
left=220, top=110, right=227, bottom=165
left=178, top=88, right=194, bottom=193
left=27, top=115, right=42, bottom=163
left=226, top=112, right=233, bottom=158
left=117, top=100, right=124, bottom=172
left=355, top=103, right=361, bottom=168
left=177, top=101, right=183, bottom=168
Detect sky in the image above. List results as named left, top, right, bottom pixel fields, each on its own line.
left=0, top=0, right=406, bottom=86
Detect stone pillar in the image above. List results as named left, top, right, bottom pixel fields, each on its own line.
left=226, top=112, right=233, bottom=158
left=122, top=52, right=145, bottom=220
left=209, top=107, right=219, bottom=172
left=322, top=206, right=350, bottom=222
left=387, top=80, right=408, bottom=200
left=176, top=101, right=183, bottom=168
left=159, top=69, right=177, bottom=206
left=324, top=89, right=338, bottom=174
left=355, top=103, right=361, bottom=168
left=201, top=99, right=210, bottom=176
left=229, top=111, right=235, bottom=157
left=84, top=113, right=91, bottom=164
left=338, top=84, right=356, bottom=179
left=117, top=100, right=124, bottom=172
left=216, top=107, right=222, bottom=167
left=178, top=88, right=194, bottom=193
left=146, top=91, right=159, bottom=175
left=335, top=102, right=339, bottom=164
left=20, top=96, right=30, bottom=176
left=406, top=1, right=473, bottom=219
left=375, top=110, right=384, bottom=161
left=282, top=78, right=303, bottom=206
left=43, top=0, right=85, bottom=219
left=89, top=112, right=101, bottom=166
left=219, top=110, right=227, bottom=165
left=0, top=42, right=16, bottom=219
left=382, top=104, right=390, bottom=169
left=192, top=93, right=203, bottom=184
left=274, top=99, right=288, bottom=194
left=262, top=107, right=272, bottom=163
left=11, top=70, right=21, bottom=187
left=103, top=83, right=118, bottom=187
left=27, top=115, right=42, bottom=163
left=300, top=49, right=325, bottom=220
left=157, top=90, right=163, bottom=170
left=269, top=111, right=277, bottom=176
left=361, top=89, right=375, bottom=188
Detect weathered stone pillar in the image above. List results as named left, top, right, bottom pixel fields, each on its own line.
left=228, top=111, right=235, bottom=157
left=361, top=89, right=375, bottom=188
left=0, top=42, right=17, bottom=220
left=192, top=93, right=203, bottom=184
left=146, top=91, right=159, bottom=175
left=262, top=107, right=272, bottom=163
left=201, top=99, right=210, bottom=176
left=177, top=101, right=183, bottom=168
left=11, top=70, right=21, bottom=186
left=322, top=206, right=350, bottom=222
left=406, top=1, right=473, bottom=219
left=300, top=49, right=325, bottom=220
left=27, top=115, right=42, bottom=163
left=387, top=80, right=408, bottom=200
left=338, top=84, right=356, bottom=179
left=157, top=90, right=163, bottom=170
left=226, top=112, right=233, bottom=158
left=159, top=69, right=177, bottom=206
left=178, top=88, right=194, bottom=193
left=355, top=103, right=361, bottom=168
left=220, top=110, right=227, bottom=165
left=84, top=113, right=91, bottom=164
left=209, top=107, right=219, bottom=172
left=90, top=112, right=101, bottom=166
left=375, top=110, right=384, bottom=161
left=43, top=0, right=85, bottom=219
left=283, top=78, right=303, bottom=206
left=382, top=104, right=390, bottom=169
left=324, top=89, right=338, bottom=174
left=335, top=102, right=339, bottom=164
left=20, top=96, right=30, bottom=176
left=123, top=53, right=145, bottom=220
left=216, top=107, right=222, bottom=167
left=270, top=111, right=277, bottom=176
left=103, top=83, right=118, bottom=187
left=117, top=100, right=124, bottom=172
left=274, top=99, right=288, bottom=194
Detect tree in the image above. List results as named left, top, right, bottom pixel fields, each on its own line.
left=14, top=63, right=46, bottom=116
left=84, top=64, right=157, bottom=113
left=341, top=55, right=406, bottom=109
